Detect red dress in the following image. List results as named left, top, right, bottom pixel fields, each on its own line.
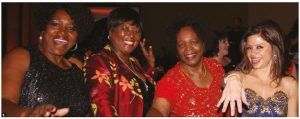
left=155, top=58, right=225, bottom=117
left=84, top=45, right=156, bottom=117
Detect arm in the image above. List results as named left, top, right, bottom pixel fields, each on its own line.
left=146, top=98, right=170, bottom=117
left=2, top=48, right=68, bottom=117
left=84, top=56, right=116, bottom=116
left=290, top=62, right=298, bottom=80
left=2, top=48, right=30, bottom=116
left=287, top=77, right=298, bottom=117
left=217, top=71, right=249, bottom=116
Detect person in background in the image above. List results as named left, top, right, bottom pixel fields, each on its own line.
left=2, top=3, right=94, bottom=116
left=285, top=19, right=298, bottom=80
left=147, top=15, right=225, bottom=117
left=84, top=7, right=157, bottom=117
left=205, top=32, right=234, bottom=72
left=226, top=17, right=246, bottom=68
left=68, top=17, right=108, bottom=69
left=217, top=20, right=298, bottom=117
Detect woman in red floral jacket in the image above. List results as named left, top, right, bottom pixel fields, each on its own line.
left=84, top=7, right=157, bottom=117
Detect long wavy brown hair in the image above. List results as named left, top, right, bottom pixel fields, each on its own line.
left=236, top=20, right=285, bottom=87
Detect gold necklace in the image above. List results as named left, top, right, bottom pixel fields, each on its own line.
left=182, top=61, right=206, bottom=79
left=111, top=48, right=149, bottom=91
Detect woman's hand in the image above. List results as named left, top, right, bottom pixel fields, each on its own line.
left=27, top=104, right=69, bottom=117
left=216, top=74, right=249, bottom=116
left=140, top=38, right=155, bottom=67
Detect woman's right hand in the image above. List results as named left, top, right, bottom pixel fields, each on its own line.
left=216, top=73, right=249, bottom=116
left=26, top=104, right=69, bottom=117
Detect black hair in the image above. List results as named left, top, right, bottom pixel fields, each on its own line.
left=35, top=3, right=94, bottom=43
left=70, top=17, right=108, bottom=61
left=106, top=7, right=142, bottom=34
left=166, top=14, right=214, bottom=54
left=205, top=32, right=229, bottom=57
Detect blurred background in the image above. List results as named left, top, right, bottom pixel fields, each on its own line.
left=2, top=2, right=298, bottom=61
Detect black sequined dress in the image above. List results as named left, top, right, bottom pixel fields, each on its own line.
left=18, top=46, right=90, bottom=116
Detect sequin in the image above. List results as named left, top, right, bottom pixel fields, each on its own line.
left=18, top=46, right=90, bottom=117
left=156, top=58, right=225, bottom=117
left=242, top=88, right=288, bottom=117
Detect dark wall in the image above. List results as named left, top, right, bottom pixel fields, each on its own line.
left=2, top=3, right=298, bottom=57
left=140, top=3, right=250, bottom=54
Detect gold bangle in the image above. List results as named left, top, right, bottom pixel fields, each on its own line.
left=224, top=73, right=241, bottom=84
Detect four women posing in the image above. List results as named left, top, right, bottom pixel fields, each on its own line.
left=2, top=4, right=298, bottom=117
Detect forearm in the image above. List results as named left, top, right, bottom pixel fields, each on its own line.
left=146, top=107, right=166, bottom=117
left=2, top=99, right=32, bottom=117
left=222, top=72, right=242, bottom=88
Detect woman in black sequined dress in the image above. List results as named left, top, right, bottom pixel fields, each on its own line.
left=2, top=4, right=94, bottom=117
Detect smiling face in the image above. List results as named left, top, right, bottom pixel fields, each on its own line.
left=176, top=26, right=204, bottom=67
left=246, top=34, right=273, bottom=69
left=40, top=9, right=77, bottom=56
left=218, top=37, right=230, bottom=56
left=109, top=21, right=141, bottom=56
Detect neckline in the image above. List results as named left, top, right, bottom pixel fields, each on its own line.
left=245, top=88, right=288, bottom=101
left=109, top=46, right=149, bottom=89
left=35, top=46, right=75, bottom=71
left=179, top=59, right=214, bottom=89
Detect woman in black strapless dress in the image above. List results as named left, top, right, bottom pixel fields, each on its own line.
left=2, top=3, right=94, bottom=117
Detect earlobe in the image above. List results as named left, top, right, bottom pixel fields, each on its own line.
left=39, top=31, right=45, bottom=42
left=108, top=31, right=112, bottom=39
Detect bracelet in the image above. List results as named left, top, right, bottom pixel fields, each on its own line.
left=224, top=73, right=241, bottom=84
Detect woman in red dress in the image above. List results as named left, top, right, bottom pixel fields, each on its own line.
left=147, top=16, right=225, bottom=117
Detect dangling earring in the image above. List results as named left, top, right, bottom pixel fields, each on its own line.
left=273, top=54, right=277, bottom=61
left=71, top=43, right=78, bottom=51
left=107, top=35, right=110, bottom=40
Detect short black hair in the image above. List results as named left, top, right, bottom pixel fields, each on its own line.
left=35, top=3, right=94, bottom=43
left=166, top=14, right=214, bottom=53
left=205, top=32, right=228, bottom=57
left=106, top=7, right=142, bottom=33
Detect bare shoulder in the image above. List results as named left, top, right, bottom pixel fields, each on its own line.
left=3, top=47, right=30, bottom=76
left=281, top=76, right=298, bottom=88
left=227, top=70, right=244, bottom=76
left=3, top=47, right=30, bottom=65
left=68, top=56, right=83, bottom=69
left=280, top=76, right=298, bottom=96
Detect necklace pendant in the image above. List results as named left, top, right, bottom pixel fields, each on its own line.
left=145, top=82, right=149, bottom=91
left=189, top=98, right=196, bottom=106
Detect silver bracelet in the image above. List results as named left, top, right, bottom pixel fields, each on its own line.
left=224, top=73, right=241, bottom=84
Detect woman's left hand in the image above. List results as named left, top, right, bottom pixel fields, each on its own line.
left=140, top=38, right=155, bottom=67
